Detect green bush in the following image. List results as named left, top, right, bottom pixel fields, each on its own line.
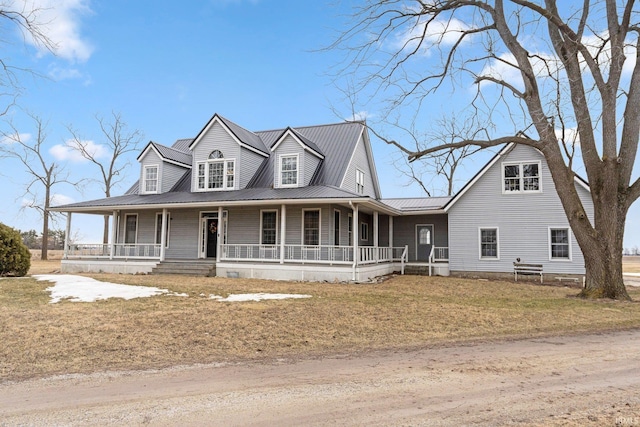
left=0, top=223, right=31, bottom=277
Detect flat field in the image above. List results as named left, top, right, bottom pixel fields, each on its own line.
left=0, top=258, right=638, bottom=382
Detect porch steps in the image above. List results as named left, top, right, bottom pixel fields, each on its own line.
left=151, top=260, right=216, bottom=277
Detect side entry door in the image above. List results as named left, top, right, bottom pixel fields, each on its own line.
left=416, top=225, right=434, bottom=261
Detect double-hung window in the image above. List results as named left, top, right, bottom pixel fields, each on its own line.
left=360, top=222, right=369, bottom=241
left=549, top=228, right=571, bottom=260
left=503, top=161, right=541, bottom=193
left=280, top=154, right=299, bottom=187
left=196, top=151, right=235, bottom=191
left=143, top=165, right=159, bottom=194
left=124, top=214, right=138, bottom=244
left=303, top=209, right=320, bottom=246
left=261, top=210, right=277, bottom=245
left=479, top=228, right=499, bottom=259
left=356, top=169, right=365, bottom=194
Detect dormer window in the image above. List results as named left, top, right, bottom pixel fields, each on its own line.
left=279, top=154, right=299, bottom=187
left=503, top=161, right=541, bottom=193
left=196, top=150, right=235, bottom=191
left=143, top=165, right=159, bottom=194
left=356, top=169, right=365, bottom=194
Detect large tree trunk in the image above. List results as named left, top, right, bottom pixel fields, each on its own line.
left=580, top=235, right=629, bottom=300
left=575, top=163, right=630, bottom=300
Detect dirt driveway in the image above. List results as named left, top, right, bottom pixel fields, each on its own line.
left=1, top=329, right=639, bottom=426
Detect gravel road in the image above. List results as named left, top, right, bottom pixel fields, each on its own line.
left=1, top=329, right=640, bottom=426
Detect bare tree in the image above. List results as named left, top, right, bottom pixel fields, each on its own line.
left=371, top=114, right=482, bottom=196
left=333, top=1, right=640, bottom=300
left=67, top=112, right=143, bottom=243
left=1, top=114, right=75, bottom=260
left=0, top=4, right=56, bottom=115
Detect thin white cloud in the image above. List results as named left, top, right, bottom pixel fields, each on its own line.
left=1, top=132, right=31, bottom=145
left=49, top=139, right=107, bottom=162
left=50, top=193, right=75, bottom=206
left=393, top=17, right=474, bottom=56
left=10, top=0, right=94, bottom=62
left=347, top=111, right=373, bottom=121
left=555, top=127, right=580, bottom=148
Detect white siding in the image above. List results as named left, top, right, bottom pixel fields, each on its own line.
left=447, top=144, right=593, bottom=275
left=342, top=135, right=377, bottom=197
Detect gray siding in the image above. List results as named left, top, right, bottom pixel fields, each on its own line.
left=393, top=214, right=449, bottom=261
left=190, top=120, right=264, bottom=191
left=164, top=209, right=200, bottom=259
left=342, top=135, right=377, bottom=197
left=161, top=162, right=188, bottom=193
left=138, top=151, right=162, bottom=195
left=240, top=150, right=266, bottom=189
left=447, top=144, right=593, bottom=274
left=271, top=135, right=321, bottom=188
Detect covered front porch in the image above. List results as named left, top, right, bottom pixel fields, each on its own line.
left=59, top=199, right=450, bottom=281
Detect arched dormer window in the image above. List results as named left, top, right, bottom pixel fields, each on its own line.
left=209, top=150, right=224, bottom=159
left=196, top=150, right=235, bottom=191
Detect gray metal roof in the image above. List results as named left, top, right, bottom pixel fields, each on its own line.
left=172, top=138, right=193, bottom=151
left=216, top=114, right=269, bottom=155
left=152, top=142, right=192, bottom=166
left=249, top=121, right=364, bottom=188
left=55, top=185, right=367, bottom=212
left=381, top=197, right=452, bottom=211
left=288, top=128, right=324, bottom=158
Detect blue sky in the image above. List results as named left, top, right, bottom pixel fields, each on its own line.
left=0, top=0, right=638, bottom=249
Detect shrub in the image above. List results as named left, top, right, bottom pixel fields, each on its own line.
left=0, top=223, right=31, bottom=277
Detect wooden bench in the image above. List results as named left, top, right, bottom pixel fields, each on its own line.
left=513, top=262, right=543, bottom=283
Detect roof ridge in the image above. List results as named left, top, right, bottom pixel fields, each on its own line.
left=255, top=120, right=364, bottom=134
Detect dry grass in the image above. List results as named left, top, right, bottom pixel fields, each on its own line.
left=2, top=267, right=640, bottom=382
left=623, top=256, right=640, bottom=273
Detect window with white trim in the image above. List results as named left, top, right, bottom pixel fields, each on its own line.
left=280, top=154, right=299, bottom=187
left=303, top=209, right=320, bottom=246
left=196, top=151, right=235, bottom=191
left=356, top=169, right=365, bottom=194
left=479, top=228, right=498, bottom=259
left=360, top=222, right=369, bottom=241
left=261, top=210, right=277, bottom=245
left=503, top=161, right=541, bottom=193
left=143, top=165, right=159, bottom=193
left=549, top=227, right=571, bottom=260
left=334, top=210, right=340, bottom=245
left=155, top=213, right=170, bottom=247
left=124, top=214, right=138, bottom=244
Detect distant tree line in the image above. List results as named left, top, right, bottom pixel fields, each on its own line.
left=623, top=247, right=640, bottom=256
left=19, top=229, right=67, bottom=250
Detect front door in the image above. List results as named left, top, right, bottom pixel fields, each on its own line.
left=206, top=218, right=218, bottom=258
left=416, top=225, right=434, bottom=261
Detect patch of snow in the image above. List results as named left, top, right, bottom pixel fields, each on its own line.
left=34, top=274, right=188, bottom=303
left=209, top=293, right=312, bottom=302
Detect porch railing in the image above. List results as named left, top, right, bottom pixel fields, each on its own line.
left=65, top=243, right=161, bottom=259
left=428, top=246, right=449, bottom=276
left=220, top=244, right=408, bottom=266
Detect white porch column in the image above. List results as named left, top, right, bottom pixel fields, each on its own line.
left=373, top=211, right=379, bottom=246
left=280, top=204, right=286, bottom=264
left=110, top=211, right=118, bottom=259
left=353, top=204, right=359, bottom=264
left=160, top=208, right=167, bottom=261
left=389, top=216, right=393, bottom=248
left=216, top=206, right=223, bottom=263
left=63, top=212, right=72, bottom=259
